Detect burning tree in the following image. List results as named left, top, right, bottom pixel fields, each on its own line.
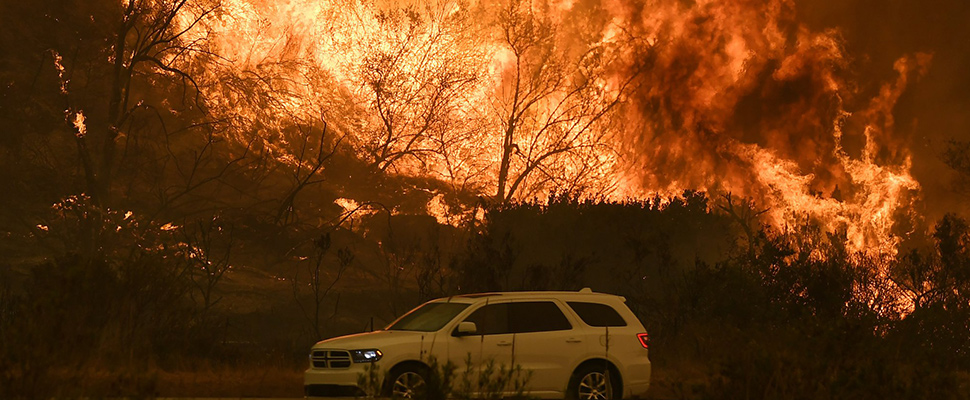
left=0, top=0, right=231, bottom=259
left=71, top=0, right=220, bottom=209
left=357, top=4, right=486, bottom=176
left=490, top=0, right=637, bottom=203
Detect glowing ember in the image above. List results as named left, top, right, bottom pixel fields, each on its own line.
left=72, top=111, right=87, bottom=139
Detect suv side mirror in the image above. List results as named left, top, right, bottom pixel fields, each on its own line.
left=454, top=321, right=477, bottom=336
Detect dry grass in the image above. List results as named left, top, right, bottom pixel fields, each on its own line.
left=39, top=364, right=305, bottom=398
left=153, top=365, right=304, bottom=397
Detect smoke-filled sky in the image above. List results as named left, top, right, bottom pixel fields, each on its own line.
left=799, top=0, right=970, bottom=215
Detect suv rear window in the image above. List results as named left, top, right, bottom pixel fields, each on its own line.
left=567, top=302, right=627, bottom=327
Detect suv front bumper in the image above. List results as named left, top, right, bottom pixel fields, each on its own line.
left=305, top=361, right=373, bottom=397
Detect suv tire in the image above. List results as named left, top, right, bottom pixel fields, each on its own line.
left=384, top=364, right=428, bottom=399
left=567, top=363, right=622, bottom=400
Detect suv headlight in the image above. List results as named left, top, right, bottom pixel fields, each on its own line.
left=350, top=349, right=383, bottom=363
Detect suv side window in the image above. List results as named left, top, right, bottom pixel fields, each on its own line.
left=566, top=301, right=628, bottom=327
left=462, top=303, right=509, bottom=335
left=509, top=301, right=572, bottom=333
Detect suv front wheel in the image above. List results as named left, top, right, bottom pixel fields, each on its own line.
left=567, top=364, right=622, bottom=400
left=384, top=364, right=428, bottom=399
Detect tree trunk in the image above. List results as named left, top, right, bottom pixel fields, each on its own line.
left=496, top=122, right=515, bottom=203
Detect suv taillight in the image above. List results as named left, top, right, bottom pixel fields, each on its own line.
left=637, top=333, right=649, bottom=348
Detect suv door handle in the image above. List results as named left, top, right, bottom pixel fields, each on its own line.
left=497, top=341, right=513, bottom=347
left=566, top=338, right=582, bottom=343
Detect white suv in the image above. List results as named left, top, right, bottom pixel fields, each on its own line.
left=304, top=289, right=651, bottom=399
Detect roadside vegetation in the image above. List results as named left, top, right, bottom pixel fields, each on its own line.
left=3, top=192, right=970, bottom=398
left=357, top=356, right=532, bottom=400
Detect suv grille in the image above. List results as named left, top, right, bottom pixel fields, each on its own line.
left=311, top=350, right=352, bottom=369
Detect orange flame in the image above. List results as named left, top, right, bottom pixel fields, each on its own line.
left=617, top=0, right=927, bottom=256
left=184, top=0, right=927, bottom=256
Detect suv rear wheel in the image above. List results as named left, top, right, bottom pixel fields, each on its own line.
left=568, top=364, right=622, bottom=400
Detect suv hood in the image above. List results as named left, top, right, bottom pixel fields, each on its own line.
left=312, top=330, right=436, bottom=350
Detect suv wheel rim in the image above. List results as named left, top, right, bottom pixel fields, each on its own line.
left=578, top=371, right=611, bottom=400
left=392, top=371, right=425, bottom=398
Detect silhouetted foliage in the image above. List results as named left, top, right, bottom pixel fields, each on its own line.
left=456, top=190, right=734, bottom=293
left=0, top=253, right=207, bottom=397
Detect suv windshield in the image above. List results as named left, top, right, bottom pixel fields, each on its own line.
left=386, top=302, right=470, bottom=332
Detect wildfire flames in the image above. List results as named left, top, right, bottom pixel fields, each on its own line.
left=177, top=0, right=928, bottom=256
